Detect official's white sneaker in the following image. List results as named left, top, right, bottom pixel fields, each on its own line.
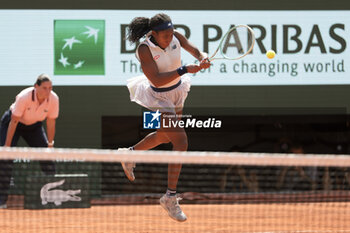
left=119, top=148, right=136, bottom=181
left=0, top=204, right=7, bottom=209
left=160, top=194, right=187, bottom=222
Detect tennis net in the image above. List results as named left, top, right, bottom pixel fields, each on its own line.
left=0, top=147, right=350, bottom=233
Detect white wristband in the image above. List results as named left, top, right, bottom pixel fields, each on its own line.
left=48, top=141, right=54, bottom=146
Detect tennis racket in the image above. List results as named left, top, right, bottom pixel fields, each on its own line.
left=208, top=25, right=255, bottom=61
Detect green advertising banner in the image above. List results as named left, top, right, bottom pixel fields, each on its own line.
left=54, top=20, right=105, bottom=75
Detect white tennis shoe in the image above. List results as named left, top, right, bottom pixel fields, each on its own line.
left=160, top=194, right=187, bottom=222
left=0, top=204, right=7, bottom=209
left=119, top=148, right=136, bottom=181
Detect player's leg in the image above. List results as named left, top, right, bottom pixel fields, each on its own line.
left=160, top=111, right=187, bottom=221
left=165, top=128, right=187, bottom=189
left=22, top=122, right=55, bottom=175
left=166, top=110, right=187, bottom=188
left=121, top=115, right=171, bottom=182
left=133, top=129, right=170, bottom=150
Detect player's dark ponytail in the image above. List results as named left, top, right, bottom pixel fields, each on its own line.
left=127, top=13, right=173, bottom=43
left=127, top=17, right=151, bottom=43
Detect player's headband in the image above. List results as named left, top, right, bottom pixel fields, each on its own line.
left=152, top=22, right=173, bottom=31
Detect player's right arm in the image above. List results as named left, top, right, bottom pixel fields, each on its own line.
left=4, top=115, right=20, bottom=147
left=138, top=44, right=202, bottom=87
left=174, top=31, right=211, bottom=69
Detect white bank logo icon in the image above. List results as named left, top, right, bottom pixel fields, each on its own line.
left=40, top=179, right=82, bottom=206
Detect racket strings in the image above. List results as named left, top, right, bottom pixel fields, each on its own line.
left=220, top=26, right=254, bottom=59
left=209, top=25, right=255, bottom=61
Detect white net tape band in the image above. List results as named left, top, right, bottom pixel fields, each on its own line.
left=0, top=147, right=349, bottom=167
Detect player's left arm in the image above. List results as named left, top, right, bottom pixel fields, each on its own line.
left=174, top=31, right=210, bottom=68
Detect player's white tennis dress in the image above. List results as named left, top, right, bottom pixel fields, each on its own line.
left=127, top=32, right=190, bottom=114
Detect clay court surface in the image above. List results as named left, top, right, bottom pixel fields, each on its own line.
left=1, top=203, right=350, bottom=233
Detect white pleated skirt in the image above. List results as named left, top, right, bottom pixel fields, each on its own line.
left=126, top=75, right=191, bottom=114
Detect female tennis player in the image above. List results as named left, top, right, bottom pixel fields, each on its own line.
left=120, top=13, right=210, bottom=221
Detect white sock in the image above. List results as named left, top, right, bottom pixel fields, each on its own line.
left=166, top=189, right=176, bottom=197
